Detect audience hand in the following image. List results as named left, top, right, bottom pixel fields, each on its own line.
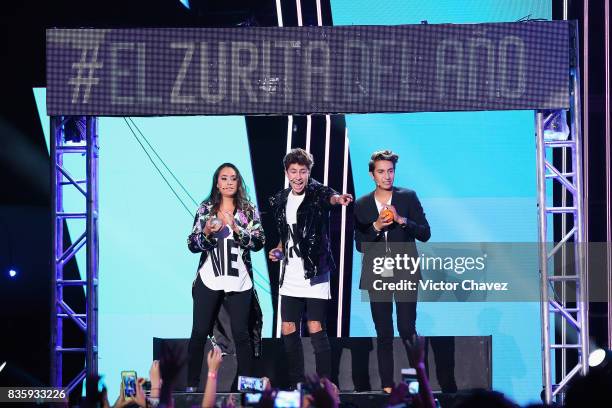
left=387, top=381, right=408, bottom=406
left=207, top=347, right=223, bottom=374
left=406, top=334, right=426, bottom=367
left=221, top=393, right=237, bottom=408
left=258, top=388, right=276, bottom=408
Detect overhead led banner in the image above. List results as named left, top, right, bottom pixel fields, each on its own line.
left=47, top=22, right=571, bottom=116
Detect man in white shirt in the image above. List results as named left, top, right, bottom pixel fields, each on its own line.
left=268, top=148, right=352, bottom=387
left=353, top=150, right=431, bottom=393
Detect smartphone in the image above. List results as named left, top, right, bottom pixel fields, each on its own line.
left=121, top=371, right=137, bottom=399
left=274, top=390, right=301, bottom=408
left=237, top=375, right=266, bottom=392
left=297, top=382, right=311, bottom=398
left=401, top=368, right=419, bottom=395
left=241, top=392, right=263, bottom=406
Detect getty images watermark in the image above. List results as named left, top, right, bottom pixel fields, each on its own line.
left=359, top=242, right=609, bottom=302
left=369, top=252, right=509, bottom=292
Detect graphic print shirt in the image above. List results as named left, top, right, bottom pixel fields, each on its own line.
left=279, top=191, right=330, bottom=299
left=199, top=225, right=252, bottom=292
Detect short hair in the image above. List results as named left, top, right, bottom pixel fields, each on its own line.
left=369, top=150, right=399, bottom=172
left=283, top=148, right=314, bottom=171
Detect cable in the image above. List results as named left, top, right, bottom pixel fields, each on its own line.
left=127, top=117, right=199, bottom=208
left=123, top=118, right=194, bottom=217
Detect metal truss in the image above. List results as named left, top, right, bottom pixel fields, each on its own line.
left=50, top=116, right=99, bottom=395
left=536, top=25, right=589, bottom=403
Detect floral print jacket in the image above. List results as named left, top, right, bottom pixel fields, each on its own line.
left=187, top=200, right=266, bottom=357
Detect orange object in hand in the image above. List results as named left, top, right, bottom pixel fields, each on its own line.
left=380, top=208, right=394, bottom=221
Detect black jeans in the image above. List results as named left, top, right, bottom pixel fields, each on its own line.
left=369, top=291, right=417, bottom=389
left=187, top=278, right=253, bottom=388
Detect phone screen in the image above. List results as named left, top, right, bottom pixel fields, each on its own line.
left=401, top=368, right=419, bottom=395
left=121, top=371, right=137, bottom=398
left=274, top=390, right=301, bottom=408
left=241, top=392, right=263, bottom=406
left=407, top=380, right=420, bottom=394
left=238, top=376, right=265, bottom=392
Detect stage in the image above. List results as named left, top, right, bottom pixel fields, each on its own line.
left=154, top=336, right=491, bottom=393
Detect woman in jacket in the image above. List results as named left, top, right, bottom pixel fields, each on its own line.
left=186, top=162, right=265, bottom=390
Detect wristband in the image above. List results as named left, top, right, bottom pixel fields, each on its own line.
left=207, top=371, right=217, bottom=379
left=147, top=397, right=160, bottom=408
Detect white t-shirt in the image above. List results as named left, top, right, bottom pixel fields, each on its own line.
left=374, top=195, right=394, bottom=277
left=199, top=225, right=252, bottom=292
left=374, top=195, right=392, bottom=241
left=279, top=191, right=330, bottom=299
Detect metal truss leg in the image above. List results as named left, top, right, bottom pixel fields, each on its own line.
left=536, top=64, right=589, bottom=404
left=51, top=116, right=99, bottom=396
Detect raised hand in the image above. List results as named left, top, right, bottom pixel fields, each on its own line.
left=406, top=334, right=426, bottom=368
left=207, top=347, right=223, bottom=374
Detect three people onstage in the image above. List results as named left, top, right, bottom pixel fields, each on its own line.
left=186, top=148, right=430, bottom=391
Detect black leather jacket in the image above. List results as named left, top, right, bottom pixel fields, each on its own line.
left=269, top=178, right=338, bottom=285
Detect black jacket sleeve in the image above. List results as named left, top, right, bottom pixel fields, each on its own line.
left=401, top=190, right=431, bottom=242
left=353, top=200, right=383, bottom=253
left=318, top=183, right=339, bottom=211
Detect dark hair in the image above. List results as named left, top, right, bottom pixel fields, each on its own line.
left=283, top=148, right=314, bottom=171
left=368, top=149, right=399, bottom=172
left=204, top=163, right=251, bottom=214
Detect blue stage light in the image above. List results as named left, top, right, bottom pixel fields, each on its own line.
left=8, top=269, right=17, bottom=278
left=543, top=110, right=570, bottom=141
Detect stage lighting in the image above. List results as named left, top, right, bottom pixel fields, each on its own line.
left=8, top=269, right=17, bottom=278
left=543, top=110, right=569, bottom=141
left=588, top=348, right=612, bottom=371
left=63, top=116, right=86, bottom=143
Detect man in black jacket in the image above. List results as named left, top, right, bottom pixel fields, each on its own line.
left=269, top=148, right=352, bottom=387
left=353, top=149, right=431, bottom=393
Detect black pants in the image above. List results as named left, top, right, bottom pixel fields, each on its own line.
left=187, top=278, right=253, bottom=388
left=369, top=291, right=417, bottom=389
